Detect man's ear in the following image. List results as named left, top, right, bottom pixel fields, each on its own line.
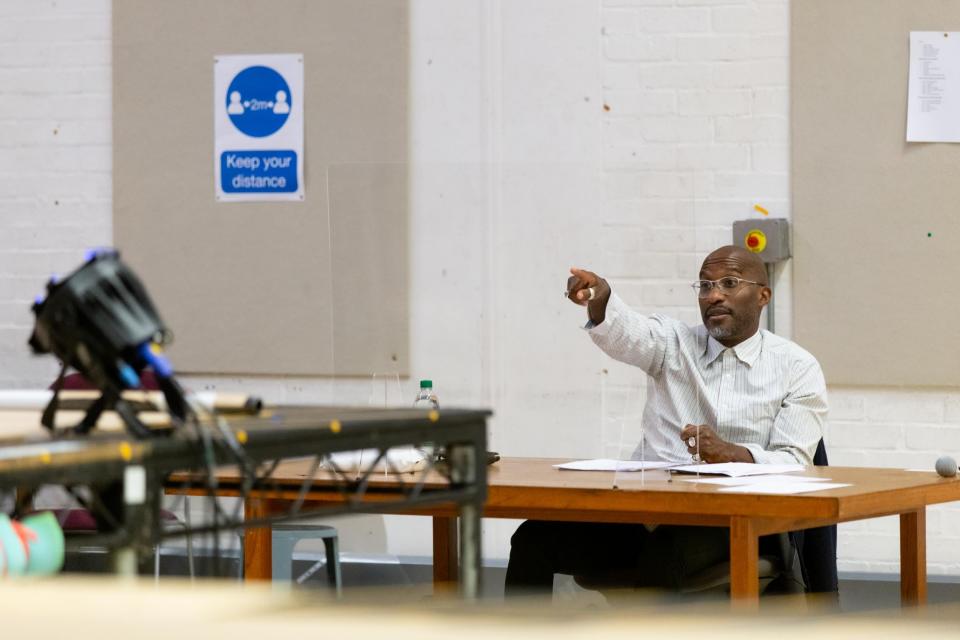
left=758, top=286, right=772, bottom=308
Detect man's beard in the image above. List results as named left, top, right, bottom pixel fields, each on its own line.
left=703, top=307, right=744, bottom=341
left=707, top=324, right=740, bottom=340
left=707, top=325, right=734, bottom=339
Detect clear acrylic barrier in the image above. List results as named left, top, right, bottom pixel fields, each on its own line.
left=368, top=373, right=407, bottom=409
left=326, top=160, right=612, bottom=460
left=604, top=171, right=746, bottom=491
left=321, top=161, right=763, bottom=477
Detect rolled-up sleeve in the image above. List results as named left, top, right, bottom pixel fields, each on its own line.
left=586, top=294, right=671, bottom=378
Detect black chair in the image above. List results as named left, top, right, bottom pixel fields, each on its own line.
left=788, top=439, right=839, bottom=594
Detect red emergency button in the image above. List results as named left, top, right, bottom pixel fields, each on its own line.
left=744, top=229, right=766, bottom=253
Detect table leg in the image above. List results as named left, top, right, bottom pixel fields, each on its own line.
left=243, top=497, right=280, bottom=581
left=900, top=509, right=927, bottom=606
left=458, top=502, right=482, bottom=599
left=729, top=516, right=759, bottom=607
left=445, top=441, right=483, bottom=600
left=113, top=465, right=150, bottom=579
left=433, top=515, right=459, bottom=585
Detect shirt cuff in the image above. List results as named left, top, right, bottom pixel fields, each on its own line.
left=582, top=293, right=624, bottom=337
left=740, top=443, right=767, bottom=464
left=740, top=443, right=807, bottom=466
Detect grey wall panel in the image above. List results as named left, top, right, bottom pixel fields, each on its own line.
left=792, top=0, right=960, bottom=386
left=113, top=0, right=408, bottom=376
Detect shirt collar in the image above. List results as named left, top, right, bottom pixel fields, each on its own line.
left=702, top=328, right=763, bottom=367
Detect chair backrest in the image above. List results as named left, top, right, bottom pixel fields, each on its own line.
left=813, top=438, right=829, bottom=466
left=54, top=371, right=160, bottom=391
left=790, top=439, right=839, bottom=593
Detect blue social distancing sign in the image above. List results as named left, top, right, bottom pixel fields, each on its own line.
left=215, top=54, right=304, bottom=202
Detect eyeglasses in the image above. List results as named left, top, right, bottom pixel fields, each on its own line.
left=691, top=276, right=764, bottom=298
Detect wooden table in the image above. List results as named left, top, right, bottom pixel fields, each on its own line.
left=204, top=457, right=960, bottom=605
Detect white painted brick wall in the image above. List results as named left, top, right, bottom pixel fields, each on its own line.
left=0, top=0, right=112, bottom=388
left=1, top=0, right=959, bottom=576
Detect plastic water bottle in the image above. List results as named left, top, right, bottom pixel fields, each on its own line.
left=413, top=379, right=440, bottom=462
left=413, top=379, right=439, bottom=410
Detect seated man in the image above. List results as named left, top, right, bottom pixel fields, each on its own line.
left=504, top=245, right=827, bottom=596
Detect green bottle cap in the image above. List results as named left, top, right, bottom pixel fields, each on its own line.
left=419, top=379, right=432, bottom=388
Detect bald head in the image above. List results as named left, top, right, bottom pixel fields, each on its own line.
left=700, top=245, right=767, bottom=284
left=697, top=245, right=771, bottom=347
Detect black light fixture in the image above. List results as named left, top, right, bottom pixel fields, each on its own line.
left=29, top=250, right=190, bottom=438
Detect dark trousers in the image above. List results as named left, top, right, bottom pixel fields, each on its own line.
left=504, top=520, right=729, bottom=596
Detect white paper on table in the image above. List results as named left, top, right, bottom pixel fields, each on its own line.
left=680, top=474, right=832, bottom=486
left=669, top=462, right=804, bottom=477
left=907, top=31, right=960, bottom=142
left=720, top=482, right=850, bottom=496
left=554, top=459, right=675, bottom=472
left=322, top=447, right=428, bottom=474
left=718, top=482, right=851, bottom=495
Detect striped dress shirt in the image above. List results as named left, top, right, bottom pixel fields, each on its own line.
left=588, top=293, right=828, bottom=466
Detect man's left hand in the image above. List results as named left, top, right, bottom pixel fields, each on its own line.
left=680, top=424, right=754, bottom=464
